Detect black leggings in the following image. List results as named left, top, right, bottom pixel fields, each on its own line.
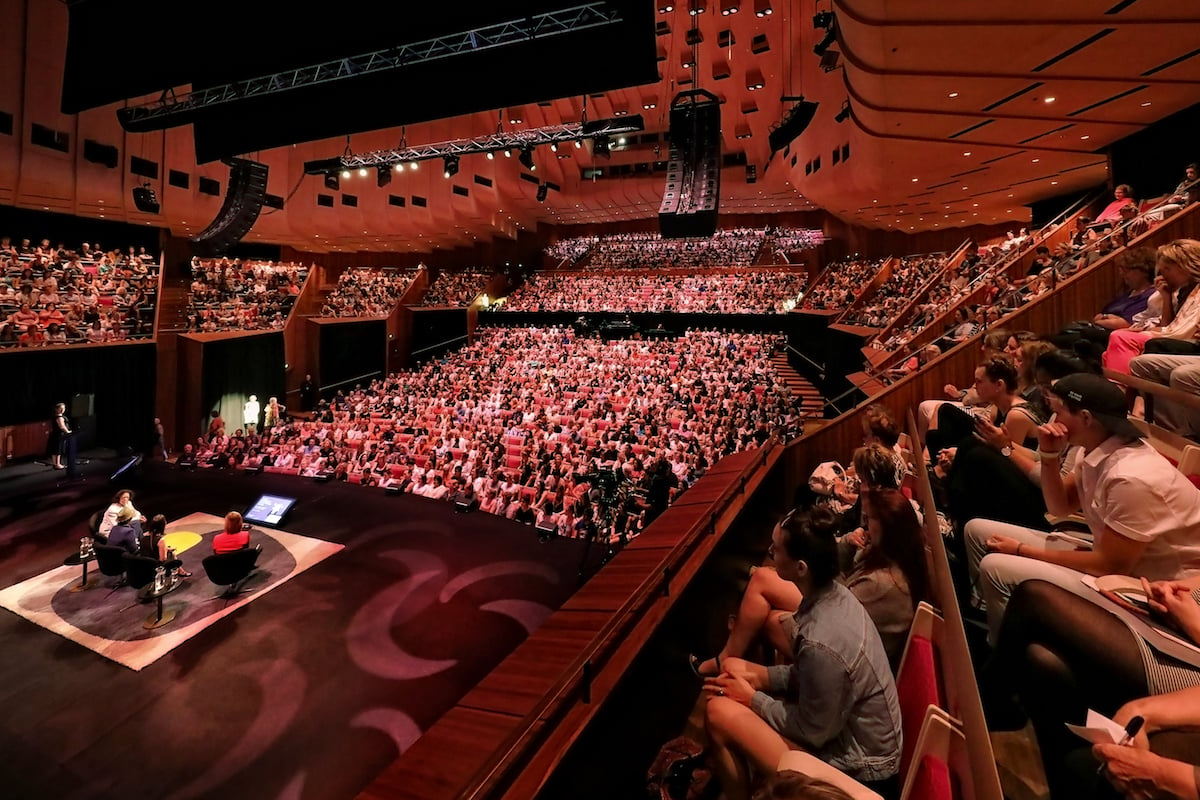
left=991, top=580, right=1148, bottom=799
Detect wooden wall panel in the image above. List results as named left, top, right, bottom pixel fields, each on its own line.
left=0, top=0, right=25, bottom=206
left=18, top=0, right=72, bottom=212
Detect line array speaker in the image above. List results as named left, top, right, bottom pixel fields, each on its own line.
left=190, top=158, right=269, bottom=256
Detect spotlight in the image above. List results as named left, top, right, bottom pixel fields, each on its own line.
left=536, top=183, right=548, bottom=202
left=358, top=167, right=368, bottom=178
left=550, top=142, right=558, bottom=152
left=720, top=0, right=739, bottom=13
left=376, top=165, right=392, bottom=188
left=409, top=161, right=419, bottom=171
left=341, top=169, right=351, bottom=179
left=504, top=148, right=512, bottom=158
left=814, top=27, right=837, bottom=56
left=574, top=140, right=582, bottom=149
left=486, top=151, right=495, bottom=160
left=813, top=10, right=833, bottom=28
left=324, top=173, right=340, bottom=191
left=518, top=146, right=536, bottom=171
left=754, top=0, right=772, bottom=16
left=443, top=155, right=459, bottom=178
left=835, top=102, right=850, bottom=123
left=393, top=163, right=404, bottom=172
left=593, top=135, right=611, bottom=158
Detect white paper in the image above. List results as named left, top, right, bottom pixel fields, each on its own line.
left=1065, top=708, right=1125, bottom=744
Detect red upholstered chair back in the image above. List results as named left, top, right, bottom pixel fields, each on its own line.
left=906, top=753, right=954, bottom=800
left=896, top=635, right=942, bottom=778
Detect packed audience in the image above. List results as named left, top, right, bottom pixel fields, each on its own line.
left=492, top=270, right=808, bottom=314
left=186, top=257, right=306, bottom=332
left=0, top=236, right=158, bottom=347
left=188, top=326, right=804, bottom=543
left=583, top=228, right=767, bottom=269
left=320, top=267, right=414, bottom=317
left=841, top=254, right=947, bottom=327
left=418, top=269, right=491, bottom=307
left=545, top=236, right=597, bottom=266
left=763, top=226, right=827, bottom=253
left=799, top=258, right=886, bottom=310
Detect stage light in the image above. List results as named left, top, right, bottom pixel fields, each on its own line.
left=394, top=163, right=404, bottom=172
left=504, top=148, right=512, bottom=158
left=486, top=151, right=495, bottom=160
left=409, top=161, right=419, bottom=170
left=835, top=102, right=850, bottom=123
left=813, top=10, right=833, bottom=28
left=574, top=140, right=582, bottom=149
left=754, top=0, right=772, bottom=16
left=443, top=155, right=459, bottom=178
left=341, top=169, right=351, bottom=179
left=376, top=165, right=392, bottom=187
left=550, top=142, right=558, bottom=152
left=536, top=183, right=548, bottom=202
left=593, top=135, right=611, bottom=158
left=324, top=173, right=340, bottom=191
left=358, top=167, right=369, bottom=178
left=518, top=146, right=536, bottom=171
left=814, top=28, right=836, bottom=56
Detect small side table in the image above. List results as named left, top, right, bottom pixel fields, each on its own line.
left=138, top=576, right=185, bottom=629
left=63, top=551, right=96, bottom=593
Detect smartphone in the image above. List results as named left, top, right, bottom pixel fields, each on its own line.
left=1114, top=589, right=1151, bottom=613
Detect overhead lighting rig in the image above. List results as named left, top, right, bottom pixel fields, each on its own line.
left=303, top=116, right=644, bottom=178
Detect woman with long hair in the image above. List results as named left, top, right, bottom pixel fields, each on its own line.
left=1104, top=240, right=1200, bottom=373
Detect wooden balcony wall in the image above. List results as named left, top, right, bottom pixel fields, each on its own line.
left=281, top=262, right=327, bottom=407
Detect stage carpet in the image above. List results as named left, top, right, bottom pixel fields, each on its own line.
left=0, top=513, right=343, bottom=671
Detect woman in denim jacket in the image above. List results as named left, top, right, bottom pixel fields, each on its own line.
left=703, top=506, right=902, bottom=800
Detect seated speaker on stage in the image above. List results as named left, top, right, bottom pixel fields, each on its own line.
left=108, top=506, right=143, bottom=554
left=213, top=511, right=251, bottom=555
left=98, top=488, right=145, bottom=541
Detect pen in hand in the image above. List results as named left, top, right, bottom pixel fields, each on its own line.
left=1097, top=715, right=1145, bottom=774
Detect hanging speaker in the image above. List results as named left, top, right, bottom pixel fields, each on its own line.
left=190, top=158, right=269, bottom=256
left=132, top=186, right=160, bottom=213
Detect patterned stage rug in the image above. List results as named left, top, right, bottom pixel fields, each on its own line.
left=0, top=512, right=342, bottom=671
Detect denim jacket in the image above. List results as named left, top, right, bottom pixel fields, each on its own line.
left=750, top=582, right=902, bottom=783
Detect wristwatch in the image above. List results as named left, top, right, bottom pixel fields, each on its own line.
left=1000, top=445, right=1013, bottom=457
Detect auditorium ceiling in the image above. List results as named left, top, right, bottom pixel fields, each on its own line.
left=0, top=0, right=1199, bottom=254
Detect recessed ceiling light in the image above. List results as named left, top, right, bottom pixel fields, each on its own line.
left=1044, top=97, right=1055, bottom=104
left=1032, top=158, right=1040, bottom=163
left=911, top=177, right=919, bottom=182
left=1141, top=101, right=1152, bottom=107
left=1051, top=180, right=1058, bottom=185
left=1080, top=135, right=1090, bottom=140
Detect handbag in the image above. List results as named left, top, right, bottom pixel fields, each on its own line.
left=1144, top=337, right=1200, bottom=356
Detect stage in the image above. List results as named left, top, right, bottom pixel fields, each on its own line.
left=0, top=456, right=598, bottom=800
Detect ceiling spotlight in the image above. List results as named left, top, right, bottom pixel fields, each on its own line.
left=574, top=140, right=583, bottom=149
left=358, top=167, right=369, bottom=178
left=341, top=169, right=351, bottom=179
left=376, top=165, right=392, bottom=188
left=324, top=173, right=340, bottom=191
left=443, top=155, right=459, bottom=178
left=754, top=0, right=772, bottom=16
left=834, top=102, right=850, bottom=123
left=550, top=142, right=558, bottom=152
left=721, top=0, right=739, bottom=14
left=486, top=151, right=494, bottom=160
left=409, top=161, right=419, bottom=170
left=393, top=163, right=404, bottom=172
left=593, top=135, right=611, bottom=158
left=536, top=183, right=549, bottom=202
left=519, top=146, right=536, bottom=171
left=814, top=27, right=837, bottom=57
left=689, top=1, right=706, bottom=15
left=504, top=148, right=512, bottom=158
left=813, top=10, right=834, bottom=28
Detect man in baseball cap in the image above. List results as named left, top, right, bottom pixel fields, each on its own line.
left=966, top=370, right=1200, bottom=644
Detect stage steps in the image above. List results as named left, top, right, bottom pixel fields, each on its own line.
left=771, top=351, right=824, bottom=420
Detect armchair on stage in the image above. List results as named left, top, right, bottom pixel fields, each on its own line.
left=201, top=545, right=262, bottom=599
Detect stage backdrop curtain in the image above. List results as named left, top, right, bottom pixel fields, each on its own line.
left=0, top=344, right=156, bottom=448
left=201, top=333, right=285, bottom=432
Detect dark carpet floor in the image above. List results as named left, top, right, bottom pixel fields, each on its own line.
left=0, top=456, right=597, bottom=800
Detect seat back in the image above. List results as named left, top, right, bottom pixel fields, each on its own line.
left=87, top=510, right=104, bottom=537
left=122, top=553, right=161, bottom=589
left=896, top=635, right=943, bottom=779
left=201, top=545, right=262, bottom=586
left=900, top=708, right=966, bottom=800
left=93, top=544, right=129, bottom=578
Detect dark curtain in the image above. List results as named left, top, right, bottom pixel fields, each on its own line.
left=319, top=321, right=386, bottom=393
left=0, top=344, right=156, bottom=448
left=201, top=333, right=285, bottom=427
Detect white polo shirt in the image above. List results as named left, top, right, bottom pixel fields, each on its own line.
left=1078, top=436, right=1200, bottom=581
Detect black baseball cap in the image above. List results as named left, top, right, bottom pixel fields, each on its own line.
left=1050, top=373, right=1143, bottom=440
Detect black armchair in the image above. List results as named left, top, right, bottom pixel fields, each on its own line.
left=92, top=544, right=129, bottom=595
left=201, top=545, right=262, bottom=599
left=122, top=553, right=162, bottom=591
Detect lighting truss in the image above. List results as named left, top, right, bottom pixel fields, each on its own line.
left=117, top=3, right=623, bottom=132
left=303, top=116, right=645, bottom=175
